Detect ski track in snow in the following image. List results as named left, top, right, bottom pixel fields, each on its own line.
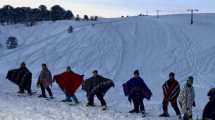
left=0, top=14, right=215, bottom=119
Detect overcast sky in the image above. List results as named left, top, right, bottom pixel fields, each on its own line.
left=0, top=0, right=214, bottom=17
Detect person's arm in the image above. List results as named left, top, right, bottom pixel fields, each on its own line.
left=192, top=87, right=196, bottom=107
left=48, top=71, right=53, bottom=87
left=162, top=81, right=169, bottom=100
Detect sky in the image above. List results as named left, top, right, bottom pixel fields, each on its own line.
left=0, top=0, right=215, bottom=17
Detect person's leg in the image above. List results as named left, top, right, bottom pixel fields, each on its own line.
left=96, top=93, right=106, bottom=106
left=160, top=98, right=170, bottom=117
left=65, top=92, right=71, bottom=101
left=162, top=99, right=169, bottom=113
left=26, top=79, right=32, bottom=95
left=46, top=86, right=53, bottom=97
left=27, top=88, right=32, bottom=95
left=72, top=94, right=79, bottom=104
left=18, top=85, right=24, bottom=93
left=132, top=96, right=140, bottom=112
left=61, top=90, right=72, bottom=102
left=139, top=97, right=145, bottom=113
left=170, top=99, right=181, bottom=116
left=40, top=84, right=47, bottom=97
left=87, top=94, right=95, bottom=106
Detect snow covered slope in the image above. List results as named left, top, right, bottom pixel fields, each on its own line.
left=0, top=14, right=215, bottom=120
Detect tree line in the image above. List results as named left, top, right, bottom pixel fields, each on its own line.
left=0, top=5, right=97, bottom=26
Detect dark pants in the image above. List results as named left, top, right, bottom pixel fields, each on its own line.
left=88, top=93, right=106, bottom=106
left=40, top=84, right=53, bottom=97
left=132, top=95, right=145, bottom=112
left=19, top=85, right=32, bottom=94
left=65, top=92, right=79, bottom=103
left=18, top=79, right=32, bottom=94
left=162, top=98, right=181, bottom=115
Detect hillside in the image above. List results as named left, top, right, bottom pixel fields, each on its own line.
left=0, top=14, right=215, bottom=120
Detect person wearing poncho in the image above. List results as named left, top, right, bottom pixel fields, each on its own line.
left=123, top=70, right=152, bottom=114
left=6, top=62, right=32, bottom=95
left=82, top=70, right=114, bottom=110
left=54, top=66, right=83, bottom=104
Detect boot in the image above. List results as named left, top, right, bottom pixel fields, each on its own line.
left=102, top=105, right=107, bottom=111
left=86, top=103, right=95, bottom=107
left=159, top=112, right=170, bottom=117
left=177, top=115, right=182, bottom=120
left=62, top=99, right=72, bottom=102
left=17, top=91, right=25, bottom=94
left=38, top=94, right=47, bottom=98
left=129, top=109, right=139, bottom=113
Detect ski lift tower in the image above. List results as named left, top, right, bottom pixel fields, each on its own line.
left=187, top=9, right=199, bottom=25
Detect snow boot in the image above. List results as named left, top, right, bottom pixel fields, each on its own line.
left=142, top=111, right=146, bottom=117
left=62, top=99, right=72, bottom=102
left=102, top=105, right=107, bottom=111
left=129, top=109, right=139, bottom=113
left=49, top=96, right=54, bottom=99
left=159, top=112, right=170, bottom=117
left=38, top=95, right=48, bottom=98
left=177, top=115, right=182, bottom=120
left=86, top=103, right=95, bottom=107
left=17, top=91, right=25, bottom=94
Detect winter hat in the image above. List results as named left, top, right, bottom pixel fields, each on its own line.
left=21, top=62, right=26, bottom=66
left=42, top=64, right=48, bottom=69
left=66, top=66, right=72, bottom=71
left=66, top=66, right=71, bottom=70
left=208, top=88, right=215, bottom=98
left=42, top=63, right=47, bottom=67
left=134, top=70, right=139, bottom=76
left=188, top=76, right=194, bottom=81
left=93, top=70, right=98, bottom=74
left=169, top=72, right=175, bottom=77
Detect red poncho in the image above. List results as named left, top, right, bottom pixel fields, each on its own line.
left=54, top=72, right=83, bottom=96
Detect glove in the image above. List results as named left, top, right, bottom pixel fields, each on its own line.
left=192, top=101, right=196, bottom=107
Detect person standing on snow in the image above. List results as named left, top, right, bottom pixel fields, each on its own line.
left=160, top=72, right=181, bottom=119
left=123, top=70, right=152, bottom=115
left=6, top=62, right=32, bottom=95
left=178, top=76, right=196, bottom=120
left=37, top=64, right=54, bottom=99
left=82, top=70, right=114, bottom=110
left=61, top=66, right=80, bottom=103
left=202, top=88, right=215, bottom=120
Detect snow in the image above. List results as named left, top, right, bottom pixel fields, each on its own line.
left=0, top=14, right=215, bottom=120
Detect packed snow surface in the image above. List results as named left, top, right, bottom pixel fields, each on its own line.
left=0, top=14, right=215, bottom=120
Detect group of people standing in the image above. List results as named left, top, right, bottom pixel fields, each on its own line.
left=6, top=62, right=215, bottom=120
left=124, top=70, right=215, bottom=120
left=6, top=62, right=114, bottom=111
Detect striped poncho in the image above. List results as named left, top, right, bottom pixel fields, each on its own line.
left=162, top=79, right=180, bottom=101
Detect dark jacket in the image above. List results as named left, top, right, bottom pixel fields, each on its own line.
left=203, top=88, right=215, bottom=120
left=162, top=79, right=180, bottom=101
left=82, top=75, right=114, bottom=97
left=124, top=77, right=152, bottom=100
left=202, top=99, right=215, bottom=120
left=6, top=67, right=32, bottom=90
